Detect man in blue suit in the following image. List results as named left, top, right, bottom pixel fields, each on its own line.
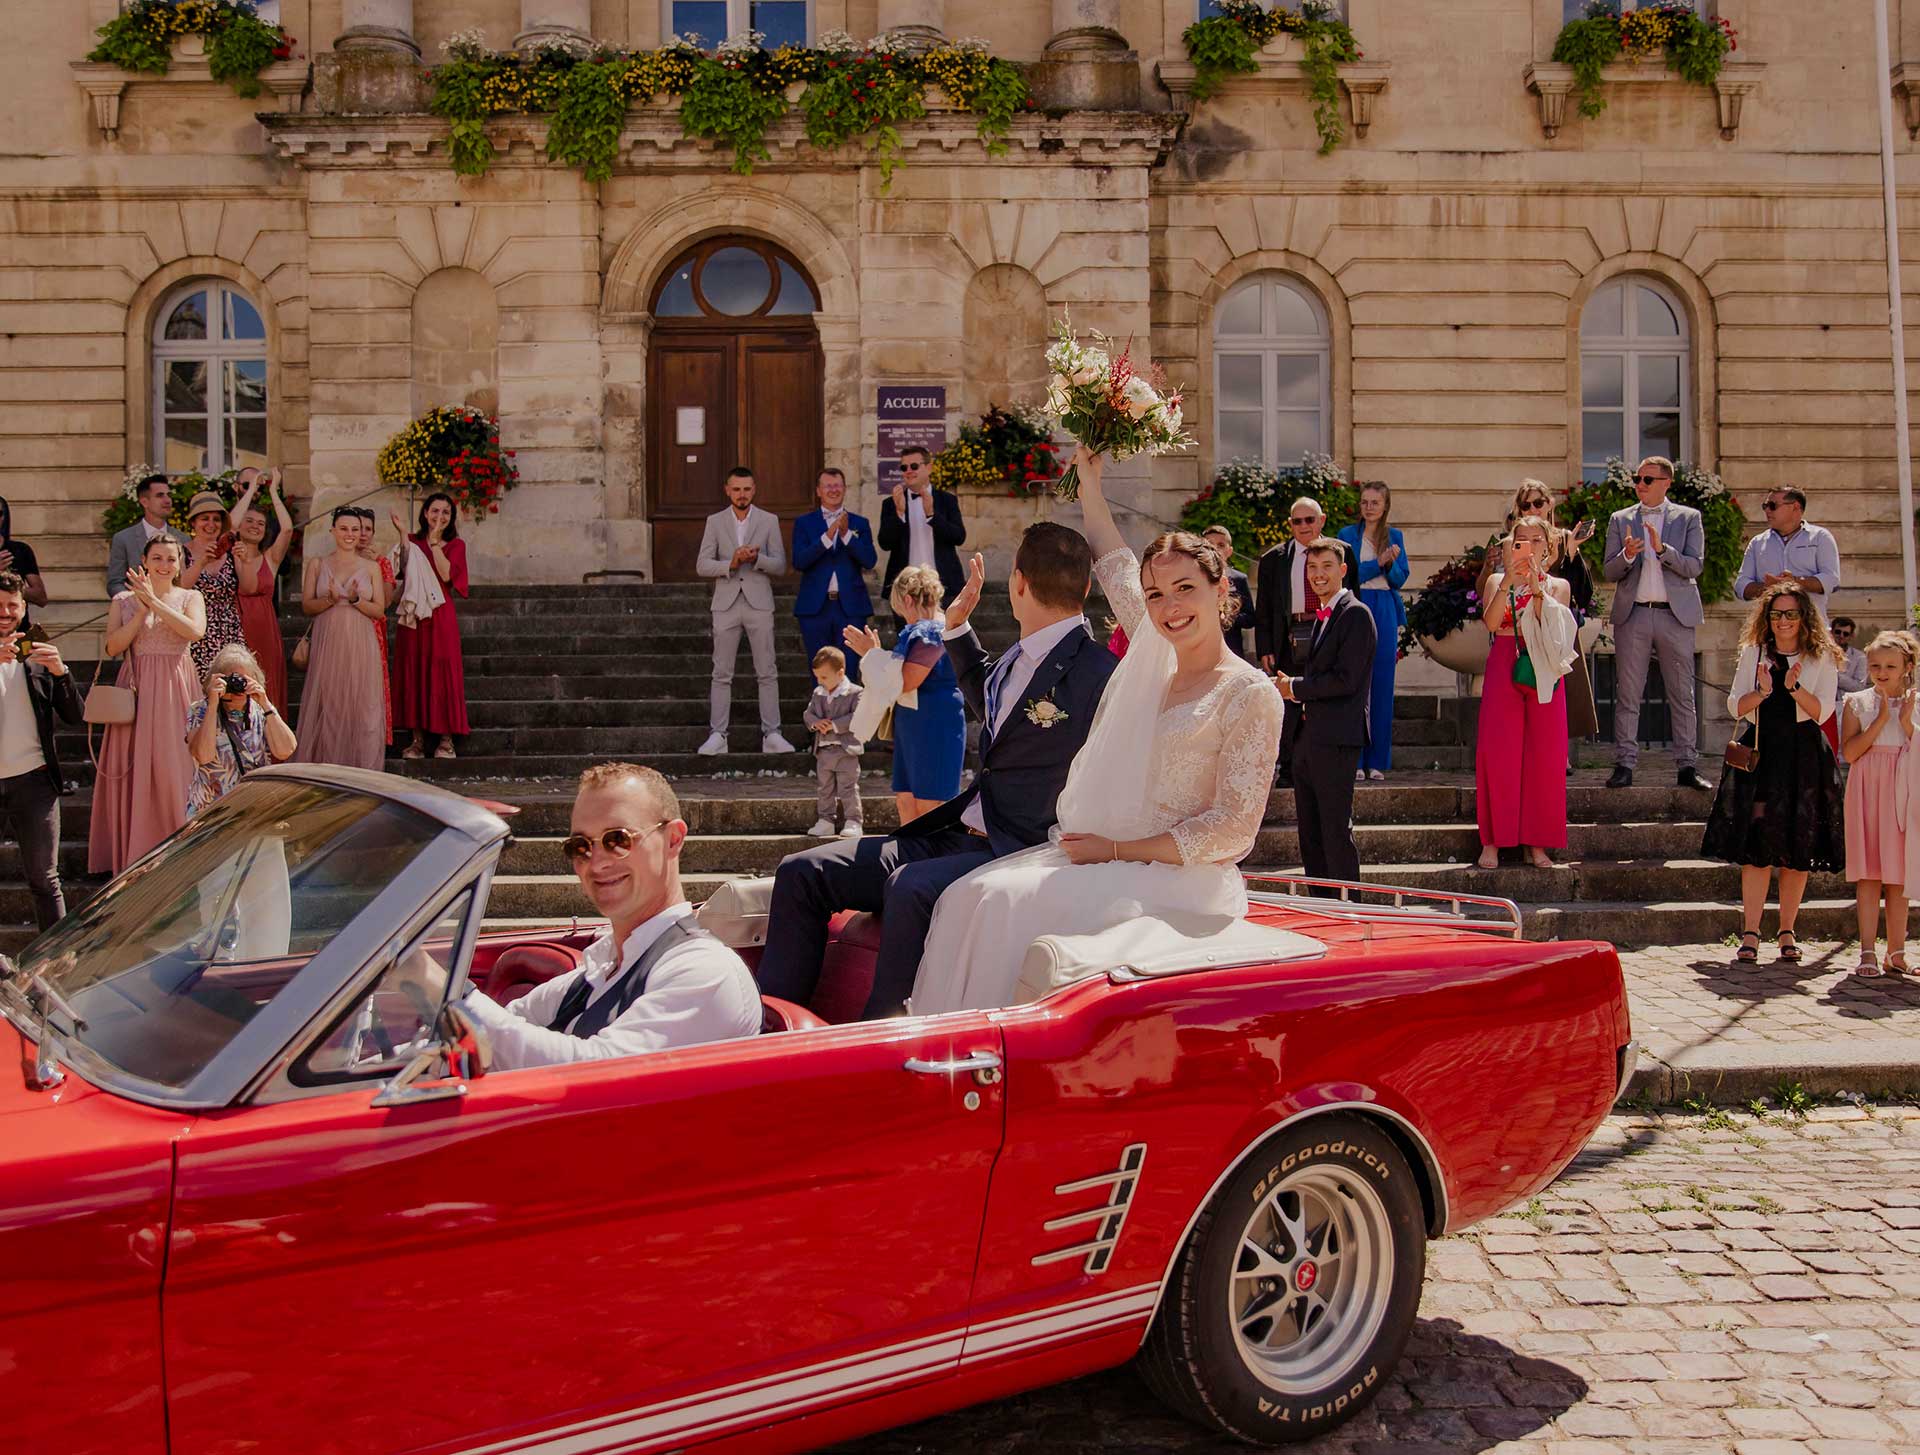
left=791, top=467, right=876, bottom=683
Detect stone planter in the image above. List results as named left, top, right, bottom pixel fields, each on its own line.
left=1418, top=620, right=1492, bottom=677
left=1258, top=34, right=1293, bottom=62
left=176, top=34, right=207, bottom=60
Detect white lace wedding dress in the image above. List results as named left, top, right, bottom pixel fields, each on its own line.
left=910, top=546, right=1286, bottom=1015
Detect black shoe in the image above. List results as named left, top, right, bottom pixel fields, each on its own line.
left=1605, top=766, right=1633, bottom=789
left=1677, top=767, right=1714, bottom=793
left=1275, top=769, right=1294, bottom=789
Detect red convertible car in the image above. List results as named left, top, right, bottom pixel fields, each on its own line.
left=2, top=767, right=1630, bottom=1455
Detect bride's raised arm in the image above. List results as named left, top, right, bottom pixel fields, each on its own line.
left=1071, top=446, right=1127, bottom=562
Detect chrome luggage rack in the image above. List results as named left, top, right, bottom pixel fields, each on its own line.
left=1244, top=874, right=1525, bottom=941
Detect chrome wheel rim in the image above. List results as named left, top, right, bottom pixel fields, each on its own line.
left=1229, top=1164, right=1394, bottom=1395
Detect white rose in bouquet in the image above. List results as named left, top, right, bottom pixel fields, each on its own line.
left=1122, top=375, right=1158, bottom=420
left=1069, top=351, right=1109, bottom=387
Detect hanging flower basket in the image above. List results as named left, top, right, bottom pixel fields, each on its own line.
left=376, top=406, right=519, bottom=521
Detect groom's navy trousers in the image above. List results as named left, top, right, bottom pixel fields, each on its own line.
left=757, top=825, right=994, bottom=1017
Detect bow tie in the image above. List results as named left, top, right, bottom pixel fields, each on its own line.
left=1314, top=607, right=1333, bottom=622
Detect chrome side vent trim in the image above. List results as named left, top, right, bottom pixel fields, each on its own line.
left=1032, top=1143, right=1147, bottom=1275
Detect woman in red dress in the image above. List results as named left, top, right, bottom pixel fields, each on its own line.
left=231, top=468, right=293, bottom=713
left=390, top=492, right=470, bottom=760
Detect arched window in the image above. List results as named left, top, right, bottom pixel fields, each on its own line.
left=1579, top=276, right=1690, bottom=480
left=151, top=280, right=268, bottom=475
left=650, top=236, right=818, bottom=319
left=1212, top=274, right=1331, bottom=466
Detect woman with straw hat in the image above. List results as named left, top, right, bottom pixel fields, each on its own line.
left=180, top=485, right=245, bottom=678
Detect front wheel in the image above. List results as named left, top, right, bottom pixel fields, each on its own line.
left=1137, top=1114, right=1427, bottom=1444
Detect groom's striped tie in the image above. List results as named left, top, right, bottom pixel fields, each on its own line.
left=984, top=642, right=1022, bottom=737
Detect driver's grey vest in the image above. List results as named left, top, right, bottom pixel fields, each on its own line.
left=545, top=920, right=700, bottom=1038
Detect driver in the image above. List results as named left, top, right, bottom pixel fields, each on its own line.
left=396, top=762, right=760, bottom=1069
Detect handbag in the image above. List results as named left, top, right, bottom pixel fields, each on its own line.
left=1723, top=718, right=1760, bottom=775
left=83, top=652, right=136, bottom=773
left=1508, top=586, right=1555, bottom=701
left=874, top=704, right=894, bottom=744
left=291, top=630, right=311, bottom=670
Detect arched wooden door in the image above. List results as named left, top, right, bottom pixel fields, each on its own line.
left=646, top=237, right=824, bottom=581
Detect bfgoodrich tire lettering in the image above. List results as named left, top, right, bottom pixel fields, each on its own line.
left=1137, top=1114, right=1426, bottom=1444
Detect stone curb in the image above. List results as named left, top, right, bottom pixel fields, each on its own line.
left=1624, top=1037, right=1920, bottom=1104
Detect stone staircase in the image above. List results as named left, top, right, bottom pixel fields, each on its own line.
left=12, top=581, right=1846, bottom=957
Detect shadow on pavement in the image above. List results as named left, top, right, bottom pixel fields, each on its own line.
left=824, top=1317, right=1585, bottom=1453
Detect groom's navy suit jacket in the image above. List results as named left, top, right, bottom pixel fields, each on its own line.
left=901, top=621, right=1119, bottom=859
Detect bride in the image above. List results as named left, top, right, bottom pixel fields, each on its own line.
left=910, top=448, right=1286, bottom=1015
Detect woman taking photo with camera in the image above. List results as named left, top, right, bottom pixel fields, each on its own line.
left=186, top=644, right=297, bottom=814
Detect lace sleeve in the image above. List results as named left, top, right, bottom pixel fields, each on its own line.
left=1168, top=671, right=1285, bottom=866
left=1093, top=547, right=1145, bottom=636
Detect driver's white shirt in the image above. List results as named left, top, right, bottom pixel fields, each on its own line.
left=460, top=902, right=760, bottom=1069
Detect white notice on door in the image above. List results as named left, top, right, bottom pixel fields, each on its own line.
left=676, top=406, right=706, bottom=445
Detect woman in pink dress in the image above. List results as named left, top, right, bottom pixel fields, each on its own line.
left=354, top=508, right=397, bottom=747
left=1475, top=514, right=1572, bottom=869
left=390, top=493, right=471, bottom=760
left=292, top=508, right=387, bottom=772
left=89, top=536, right=206, bottom=874
left=232, top=468, right=294, bottom=713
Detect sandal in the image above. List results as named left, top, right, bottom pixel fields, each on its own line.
left=401, top=743, right=424, bottom=761
left=1888, top=950, right=1910, bottom=976
left=434, top=742, right=457, bottom=760
left=1735, top=931, right=1761, bottom=963
left=1776, top=931, right=1802, bottom=964
left=1856, top=950, right=1885, bottom=978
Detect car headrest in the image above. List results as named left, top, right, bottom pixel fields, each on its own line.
left=480, top=943, right=581, bottom=1004
left=696, top=877, right=774, bottom=948
left=1015, top=914, right=1324, bottom=1004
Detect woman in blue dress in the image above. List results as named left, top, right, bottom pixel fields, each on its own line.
left=844, top=564, right=965, bottom=827
left=1337, top=482, right=1409, bottom=779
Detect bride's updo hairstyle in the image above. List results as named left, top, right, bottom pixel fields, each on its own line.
left=1139, top=531, right=1236, bottom=628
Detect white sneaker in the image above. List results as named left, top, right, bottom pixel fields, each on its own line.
left=763, top=731, right=797, bottom=754
left=807, top=817, right=835, bottom=837
left=696, top=732, right=727, bottom=756
left=839, top=821, right=863, bottom=838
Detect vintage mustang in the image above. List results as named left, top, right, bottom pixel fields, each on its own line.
left=2, top=766, right=1630, bottom=1455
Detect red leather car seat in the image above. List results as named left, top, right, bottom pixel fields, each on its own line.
left=811, top=911, right=882, bottom=1025
left=760, top=996, right=827, bottom=1033
left=479, top=943, right=582, bottom=1005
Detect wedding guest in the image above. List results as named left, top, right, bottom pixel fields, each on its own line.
left=1200, top=524, right=1256, bottom=661
left=696, top=468, right=793, bottom=757
left=390, top=493, right=469, bottom=760
left=879, top=447, right=967, bottom=611
left=1735, top=486, right=1841, bottom=609
left=353, top=509, right=396, bottom=749
left=1255, top=496, right=1357, bottom=786
left=1276, top=539, right=1375, bottom=884
left=845, top=565, right=965, bottom=827
left=89, top=536, right=205, bottom=875
left=182, top=487, right=245, bottom=678
left=291, top=508, right=387, bottom=772
left=1476, top=516, right=1577, bottom=870
left=1841, top=631, right=1916, bottom=977
left=1478, top=482, right=1598, bottom=753
left=106, top=473, right=188, bottom=599
left=793, top=468, right=875, bottom=684
left=232, top=469, right=293, bottom=713
left=1701, top=582, right=1843, bottom=966
left=1602, top=456, right=1711, bottom=792
left=0, top=496, right=49, bottom=621
left=186, top=644, right=296, bottom=814
left=1336, top=482, right=1408, bottom=780
left=1832, top=617, right=1869, bottom=695
left=804, top=645, right=864, bottom=838
left=0, top=572, right=80, bottom=928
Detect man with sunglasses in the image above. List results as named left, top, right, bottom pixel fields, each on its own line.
left=395, top=763, right=760, bottom=1069
left=1254, top=497, right=1358, bottom=785
left=1734, top=486, right=1841, bottom=611
left=1601, top=455, right=1712, bottom=792
left=878, top=446, right=966, bottom=617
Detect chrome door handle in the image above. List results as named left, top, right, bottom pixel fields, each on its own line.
left=904, top=1050, right=1003, bottom=1085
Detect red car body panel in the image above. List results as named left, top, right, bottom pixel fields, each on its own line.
left=4, top=901, right=1628, bottom=1455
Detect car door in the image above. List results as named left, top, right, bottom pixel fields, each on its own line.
left=162, top=988, right=1007, bottom=1455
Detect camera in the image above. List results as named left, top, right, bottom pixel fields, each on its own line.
left=223, top=674, right=248, bottom=695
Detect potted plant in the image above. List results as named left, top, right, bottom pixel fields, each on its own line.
left=1180, top=453, right=1360, bottom=556
left=375, top=405, right=519, bottom=519
left=1401, top=543, right=1492, bottom=676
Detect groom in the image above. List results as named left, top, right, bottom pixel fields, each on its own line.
left=757, top=522, right=1117, bottom=1018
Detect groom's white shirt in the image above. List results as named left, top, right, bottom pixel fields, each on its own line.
left=945, top=612, right=1088, bottom=834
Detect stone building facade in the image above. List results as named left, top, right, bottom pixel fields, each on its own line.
left=6, top=1, right=1918, bottom=710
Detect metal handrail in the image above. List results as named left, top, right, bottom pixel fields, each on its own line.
left=1244, top=873, right=1525, bottom=940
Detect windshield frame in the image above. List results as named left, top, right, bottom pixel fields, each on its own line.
left=0, top=765, right=510, bottom=1111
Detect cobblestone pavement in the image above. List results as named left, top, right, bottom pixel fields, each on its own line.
left=831, top=1106, right=1920, bottom=1454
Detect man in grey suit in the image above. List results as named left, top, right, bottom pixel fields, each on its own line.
left=107, top=473, right=189, bottom=598
left=696, top=466, right=795, bottom=757
left=1601, top=455, right=1713, bottom=792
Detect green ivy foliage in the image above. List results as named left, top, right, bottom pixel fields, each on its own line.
left=799, top=54, right=925, bottom=186
left=88, top=0, right=294, bottom=100
left=1181, top=1, right=1362, bottom=156
left=1551, top=2, right=1735, bottom=122
left=678, top=57, right=792, bottom=174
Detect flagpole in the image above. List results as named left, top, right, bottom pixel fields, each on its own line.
left=1874, top=0, right=1918, bottom=611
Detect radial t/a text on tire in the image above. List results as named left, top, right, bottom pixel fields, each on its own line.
left=1137, top=1113, right=1428, bottom=1444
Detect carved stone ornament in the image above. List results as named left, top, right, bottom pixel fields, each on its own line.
left=1523, top=59, right=1765, bottom=142
left=1154, top=56, right=1391, bottom=139
left=71, top=59, right=309, bottom=141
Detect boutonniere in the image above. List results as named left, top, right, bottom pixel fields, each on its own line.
left=1026, top=697, right=1067, bottom=728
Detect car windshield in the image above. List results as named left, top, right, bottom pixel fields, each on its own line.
left=13, top=778, right=445, bottom=1091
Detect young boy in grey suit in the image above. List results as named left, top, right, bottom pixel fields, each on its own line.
left=804, top=646, right=863, bottom=837
left=695, top=466, right=794, bottom=756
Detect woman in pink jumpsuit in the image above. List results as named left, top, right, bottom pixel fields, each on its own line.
left=1475, top=515, right=1570, bottom=869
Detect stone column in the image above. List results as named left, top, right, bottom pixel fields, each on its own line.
left=877, top=0, right=945, bottom=54
left=1029, top=0, right=1139, bottom=109
left=321, top=0, right=423, bottom=113
left=336, top=0, right=418, bottom=55
left=516, top=0, right=593, bottom=51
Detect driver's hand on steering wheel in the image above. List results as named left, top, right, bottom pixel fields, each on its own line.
left=392, top=945, right=450, bottom=1017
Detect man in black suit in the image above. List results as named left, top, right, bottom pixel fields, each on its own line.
left=878, top=446, right=967, bottom=613
left=1276, top=540, right=1375, bottom=886
left=1254, top=498, right=1359, bottom=785
left=0, top=571, right=82, bottom=928
left=758, top=523, right=1117, bottom=1018
left=1202, top=524, right=1257, bottom=662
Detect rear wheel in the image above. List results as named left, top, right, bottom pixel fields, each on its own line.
left=1137, top=1114, right=1427, bottom=1444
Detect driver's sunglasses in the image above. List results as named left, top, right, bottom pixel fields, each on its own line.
left=561, top=823, right=670, bottom=863
left=1632, top=474, right=1670, bottom=486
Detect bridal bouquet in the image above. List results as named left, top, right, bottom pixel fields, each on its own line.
left=1042, top=311, right=1193, bottom=501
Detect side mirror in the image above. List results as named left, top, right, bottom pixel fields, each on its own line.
left=371, top=1002, right=490, bottom=1109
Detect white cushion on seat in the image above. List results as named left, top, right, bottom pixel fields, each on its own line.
left=1014, top=914, right=1325, bottom=1004
left=695, top=876, right=774, bottom=948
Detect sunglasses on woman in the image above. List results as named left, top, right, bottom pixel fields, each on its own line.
left=561, top=822, right=669, bottom=863
left=1768, top=608, right=1803, bottom=621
